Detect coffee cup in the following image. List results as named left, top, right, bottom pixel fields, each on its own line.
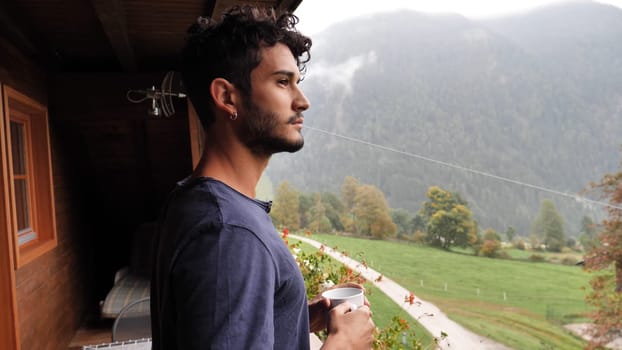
left=322, top=287, right=364, bottom=310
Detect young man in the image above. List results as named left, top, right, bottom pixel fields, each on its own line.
left=151, top=6, right=375, bottom=349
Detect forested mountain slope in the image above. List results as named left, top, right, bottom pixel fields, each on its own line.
left=266, top=1, right=622, bottom=235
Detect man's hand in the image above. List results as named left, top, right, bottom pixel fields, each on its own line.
left=308, top=283, right=370, bottom=333
left=321, top=303, right=375, bottom=350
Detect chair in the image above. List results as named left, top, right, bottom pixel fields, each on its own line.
left=112, top=297, right=151, bottom=342
left=101, top=223, right=154, bottom=319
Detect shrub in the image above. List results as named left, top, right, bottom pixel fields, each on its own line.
left=561, top=256, right=578, bottom=266
left=411, top=230, right=427, bottom=244
left=374, top=316, right=424, bottom=350
left=514, top=239, right=526, bottom=250
left=479, top=239, right=502, bottom=258
left=528, top=254, right=546, bottom=262
left=497, top=250, right=511, bottom=259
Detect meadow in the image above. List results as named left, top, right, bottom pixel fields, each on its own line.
left=308, top=234, right=592, bottom=349
left=292, top=238, right=436, bottom=348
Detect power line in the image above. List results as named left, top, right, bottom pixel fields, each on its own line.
left=304, top=125, right=622, bottom=211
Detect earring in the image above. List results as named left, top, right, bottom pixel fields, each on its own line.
left=230, top=112, right=238, bottom=121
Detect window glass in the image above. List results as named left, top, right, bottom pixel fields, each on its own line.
left=14, top=179, right=31, bottom=233
left=9, top=120, right=33, bottom=243
left=10, top=121, right=26, bottom=175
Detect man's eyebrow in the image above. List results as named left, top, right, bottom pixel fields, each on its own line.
left=272, top=70, right=300, bottom=80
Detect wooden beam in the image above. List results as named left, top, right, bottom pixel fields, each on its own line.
left=90, top=0, right=137, bottom=72
left=0, top=3, right=38, bottom=57
left=277, top=0, right=304, bottom=13
left=203, top=0, right=218, bottom=17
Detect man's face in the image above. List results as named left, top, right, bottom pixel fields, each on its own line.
left=237, top=43, right=310, bottom=156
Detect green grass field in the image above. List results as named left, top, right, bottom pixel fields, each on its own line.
left=292, top=238, right=436, bottom=348
left=308, top=234, right=592, bottom=349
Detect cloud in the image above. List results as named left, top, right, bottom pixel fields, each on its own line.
left=306, top=51, right=377, bottom=94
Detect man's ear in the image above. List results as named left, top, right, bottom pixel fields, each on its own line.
left=210, top=78, right=239, bottom=116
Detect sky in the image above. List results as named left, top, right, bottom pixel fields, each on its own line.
left=295, top=0, right=622, bottom=35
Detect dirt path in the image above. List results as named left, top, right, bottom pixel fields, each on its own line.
left=564, top=324, right=622, bottom=350
left=293, top=235, right=512, bottom=350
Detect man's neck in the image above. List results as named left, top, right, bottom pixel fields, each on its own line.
left=192, top=135, right=269, bottom=199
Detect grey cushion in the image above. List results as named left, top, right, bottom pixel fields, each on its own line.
left=101, top=273, right=150, bottom=318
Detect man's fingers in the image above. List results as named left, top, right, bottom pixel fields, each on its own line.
left=356, top=305, right=372, bottom=317
left=331, top=303, right=373, bottom=317
left=331, top=302, right=354, bottom=314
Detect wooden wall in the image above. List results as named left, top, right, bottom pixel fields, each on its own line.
left=50, top=73, right=193, bottom=309
left=0, top=36, right=89, bottom=350
left=1, top=34, right=193, bottom=349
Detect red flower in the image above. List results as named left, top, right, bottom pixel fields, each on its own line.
left=398, top=318, right=410, bottom=330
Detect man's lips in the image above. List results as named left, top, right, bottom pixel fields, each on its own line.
left=290, top=116, right=304, bottom=125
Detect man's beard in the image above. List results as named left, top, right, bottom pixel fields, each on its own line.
left=238, top=99, right=304, bottom=156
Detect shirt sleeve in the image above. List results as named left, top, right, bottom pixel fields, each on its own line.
left=171, top=224, right=277, bottom=349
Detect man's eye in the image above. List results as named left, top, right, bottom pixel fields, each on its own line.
left=278, top=79, right=289, bottom=85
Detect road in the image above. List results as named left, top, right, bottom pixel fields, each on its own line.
left=292, top=234, right=512, bottom=350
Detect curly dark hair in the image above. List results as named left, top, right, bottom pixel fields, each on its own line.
left=181, top=6, right=312, bottom=130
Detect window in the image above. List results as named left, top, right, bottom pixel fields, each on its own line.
left=1, top=85, right=56, bottom=268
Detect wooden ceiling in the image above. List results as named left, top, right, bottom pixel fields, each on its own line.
left=0, top=0, right=303, bottom=73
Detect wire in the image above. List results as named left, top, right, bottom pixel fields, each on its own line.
left=303, top=125, right=622, bottom=211
left=126, top=90, right=149, bottom=103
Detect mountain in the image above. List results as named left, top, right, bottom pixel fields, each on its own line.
left=265, top=1, right=622, bottom=236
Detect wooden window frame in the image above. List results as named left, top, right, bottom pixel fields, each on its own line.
left=0, top=82, right=21, bottom=350
left=2, top=85, right=57, bottom=268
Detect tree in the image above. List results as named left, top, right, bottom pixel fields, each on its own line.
left=420, top=186, right=466, bottom=221
left=411, top=214, right=427, bottom=233
left=307, top=193, right=333, bottom=233
left=580, top=215, right=598, bottom=238
left=298, top=192, right=314, bottom=229
left=427, top=204, right=476, bottom=249
left=270, top=181, right=300, bottom=230
left=391, top=208, right=414, bottom=238
left=482, top=228, right=501, bottom=242
left=341, top=176, right=360, bottom=212
left=578, top=215, right=598, bottom=251
left=420, top=186, right=477, bottom=250
left=583, top=157, right=622, bottom=348
left=529, top=233, right=542, bottom=251
left=340, top=176, right=361, bottom=234
left=505, top=226, right=516, bottom=242
left=352, top=184, right=397, bottom=239
left=479, top=228, right=503, bottom=258
left=531, top=199, right=565, bottom=252
left=320, top=192, right=345, bottom=231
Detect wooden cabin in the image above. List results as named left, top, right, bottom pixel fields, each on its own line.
left=0, top=1, right=303, bottom=349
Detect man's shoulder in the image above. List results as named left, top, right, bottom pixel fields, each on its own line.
left=161, top=177, right=279, bottom=255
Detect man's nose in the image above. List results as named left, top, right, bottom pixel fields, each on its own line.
left=294, top=87, right=310, bottom=112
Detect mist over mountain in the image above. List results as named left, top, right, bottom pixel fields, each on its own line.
left=266, top=1, right=622, bottom=236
